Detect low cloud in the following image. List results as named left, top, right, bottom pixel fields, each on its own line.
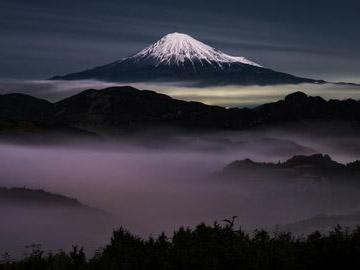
left=0, top=79, right=359, bottom=107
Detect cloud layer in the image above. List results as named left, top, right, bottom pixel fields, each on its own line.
left=1, top=79, right=360, bottom=108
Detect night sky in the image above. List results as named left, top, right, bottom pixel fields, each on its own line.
left=1, top=0, right=359, bottom=82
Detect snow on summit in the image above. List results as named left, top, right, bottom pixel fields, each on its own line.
left=129, top=32, right=262, bottom=68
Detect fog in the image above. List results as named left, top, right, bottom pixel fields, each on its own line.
left=1, top=128, right=360, bottom=256
left=1, top=78, right=360, bottom=256
left=1, top=79, right=360, bottom=107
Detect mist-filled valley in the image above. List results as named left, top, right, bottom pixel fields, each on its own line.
left=2, top=125, right=360, bottom=256
left=3, top=0, right=360, bottom=267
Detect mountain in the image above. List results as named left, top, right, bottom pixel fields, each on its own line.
left=2, top=87, right=360, bottom=138
left=254, top=91, right=360, bottom=123
left=0, top=187, right=83, bottom=207
left=0, top=93, right=52, bottom=121
left=282, top=212, right=360, bottom=234
left=0, top=93, right=97, bottom=139
left=52, top=86, right=250, bottom=132
left=0, top=186, right=112, bottom=257
left=52, top=33, right=323, bottom=86
left=51, top=88, right=360, bottom=134
left=220, top=154, right=360, bottom=182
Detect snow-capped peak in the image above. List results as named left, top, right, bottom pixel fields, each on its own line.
left=130, top=32, right=262, bottom=68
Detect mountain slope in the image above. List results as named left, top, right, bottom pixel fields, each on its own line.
left=282, top=212, right=360, bottom=234
left=0, top=187, right=86, bottom=208
left=0, top=93, right=97, bottom=138
left=52, top=33, right=323, bottom=86
left=53, top=86, right=250, bottom=131
left=53, top=88, right=360, bottom=133
left=0, top=93, right=51, bottom=121
left=0, top=186, right=112, bottom=256
left=221, top=154, right=360, bottom=182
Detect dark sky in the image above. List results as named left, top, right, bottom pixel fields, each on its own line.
left=1, top=0, right=359, bottom=82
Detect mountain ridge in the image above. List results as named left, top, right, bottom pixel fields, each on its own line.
left=282, top=211, right=360, bottom=234
left=0, top=187, right=96, bottom=210
left=2, top=87, right=360, bottom=137
left=221, top=153, right=360, bottom=182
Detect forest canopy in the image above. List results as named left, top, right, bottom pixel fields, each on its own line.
left=1, top=221, right=360, bottom=270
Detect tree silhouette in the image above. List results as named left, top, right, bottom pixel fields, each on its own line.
left=2, top=222, right=360, bottom=270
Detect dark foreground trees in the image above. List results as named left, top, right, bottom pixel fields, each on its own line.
left=2, top=223, right=360, bottom=270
